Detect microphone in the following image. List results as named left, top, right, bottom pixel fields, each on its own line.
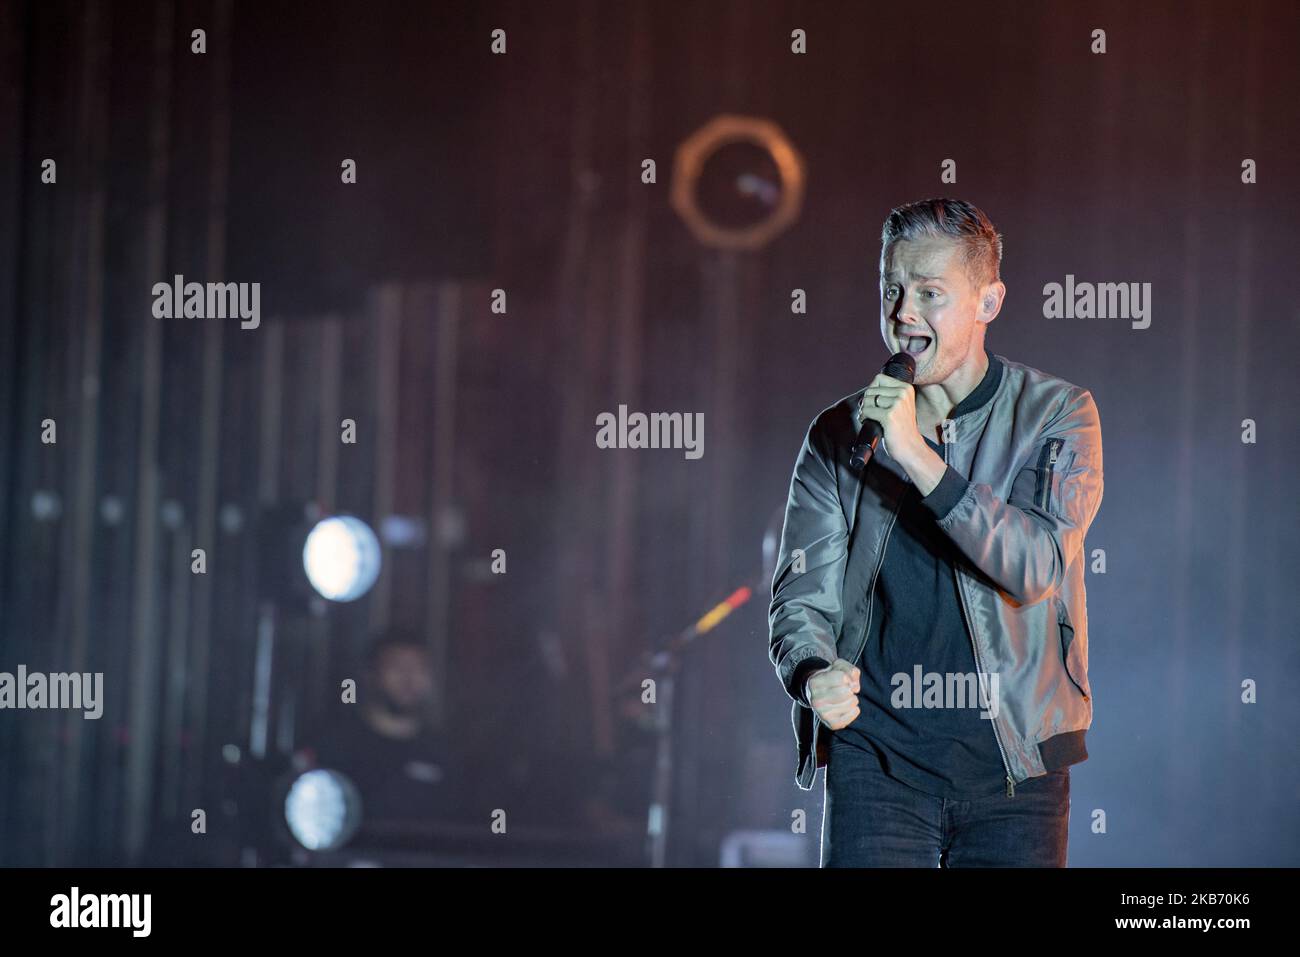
left=849, top=351, right=917, bottom=470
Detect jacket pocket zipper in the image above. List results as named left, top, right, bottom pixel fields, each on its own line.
left=1055, top=596, right=1089, bottom=700
left=1034, top=438, right=1065, bottom=513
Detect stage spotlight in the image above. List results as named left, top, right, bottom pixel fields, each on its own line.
left=302, top=515, right=382, bottom=602
left=284, top=768, right=363, bottom=851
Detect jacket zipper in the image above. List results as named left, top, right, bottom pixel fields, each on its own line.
left=808, top=448, right=902, bottom=784
left=943, top=439, right=1018, bottom=798
left=849, top=501, right=903, bottom=670
left=812, top=489, right=900, bottom=777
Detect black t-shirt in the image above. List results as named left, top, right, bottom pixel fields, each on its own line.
left=305, top=709, right=472, bottom=825
left=834, top=356, right=1009, bottom=800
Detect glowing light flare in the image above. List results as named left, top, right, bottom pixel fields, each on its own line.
left=301, top=515, right=381, bottom=602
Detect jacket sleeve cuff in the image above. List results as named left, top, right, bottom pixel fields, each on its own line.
left=919, top=465, right=970, bottom=522
left=791, top=656, right=832, bottom=706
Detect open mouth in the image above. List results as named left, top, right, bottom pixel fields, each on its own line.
left=898, top=333, right=933, bottom=357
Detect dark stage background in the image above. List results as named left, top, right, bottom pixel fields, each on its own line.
left=0, top=0, right=1297, bottom=866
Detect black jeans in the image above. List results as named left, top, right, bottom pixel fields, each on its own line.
left=821, top=734, right=1071, bottom=867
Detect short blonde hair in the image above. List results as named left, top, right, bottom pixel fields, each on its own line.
left=880, top=198, right=1003, bottom=289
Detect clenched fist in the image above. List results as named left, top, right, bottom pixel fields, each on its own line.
left=805, top=658, right=861, bottom=730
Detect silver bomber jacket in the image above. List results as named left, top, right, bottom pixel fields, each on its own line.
left=768, top=351, right=1104, bottom=793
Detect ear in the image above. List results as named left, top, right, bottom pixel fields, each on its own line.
left=978, top=280, right=1007, bottom=325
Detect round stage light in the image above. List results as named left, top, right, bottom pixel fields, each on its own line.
left=671, top=114, right=805, bottom=251
left=302, top=515, right=381, bottom=602
left=284, top=768, right=363, bottom=851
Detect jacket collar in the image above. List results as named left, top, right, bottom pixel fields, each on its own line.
left=948, top=346, right=1003, bottom=420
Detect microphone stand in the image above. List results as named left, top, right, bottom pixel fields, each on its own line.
left=609, top=581, right=760, bottom=868
left=608, top=507, right=784, bottom=867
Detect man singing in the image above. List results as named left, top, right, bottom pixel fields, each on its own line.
left=768, top=198, right=1104, bottom=867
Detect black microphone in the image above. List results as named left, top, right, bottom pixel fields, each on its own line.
left=849, top=351, right=917, bottom=470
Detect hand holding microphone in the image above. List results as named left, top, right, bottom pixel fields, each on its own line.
left=850, top=351, right=919, bottom=469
